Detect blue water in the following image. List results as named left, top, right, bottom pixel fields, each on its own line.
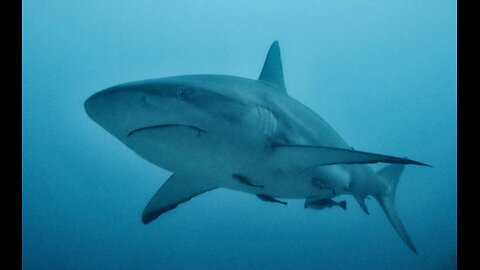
left=22, top=1, right=456, bottom=269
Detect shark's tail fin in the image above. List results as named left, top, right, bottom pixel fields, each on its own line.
left=374, top=164, right=418, bottom=255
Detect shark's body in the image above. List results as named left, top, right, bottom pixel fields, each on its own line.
left=85, top=41, right=429, bottom=254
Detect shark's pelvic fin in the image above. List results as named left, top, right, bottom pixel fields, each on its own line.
left=311, top=178, right=336, bottom=195
left=272, top=144, right=430, bottom=169
left=142, top=173, right=216, bottom=224
left=375, top=164, right=418, bottom=254
left=259, top=40, right=287, bottom=94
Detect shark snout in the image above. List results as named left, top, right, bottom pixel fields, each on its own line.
left=85, top=91, right=108, bottom=120
left=84, top=93, right=99, bottom=119
left=84, top=85, right=157, bottom=138
left=84, top=86, right=129, bottom=121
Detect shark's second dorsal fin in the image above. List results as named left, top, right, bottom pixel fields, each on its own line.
left=259, top=41, right=287, bottom=94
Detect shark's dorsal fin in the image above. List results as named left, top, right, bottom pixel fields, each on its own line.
left=259, top=41, right=287, bottom=94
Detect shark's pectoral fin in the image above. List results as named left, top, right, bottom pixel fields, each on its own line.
left=142, top=173, right=216, bottom=224
left=272, top=144, right=430, bottom=169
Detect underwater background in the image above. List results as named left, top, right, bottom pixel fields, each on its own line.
left=22, top=1, right=456, bottom=269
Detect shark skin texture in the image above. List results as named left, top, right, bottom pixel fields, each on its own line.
left=85, top=41, right=430, bottom=254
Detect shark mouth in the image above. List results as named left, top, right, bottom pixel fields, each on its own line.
left=127, top=124, right=207, bottom=138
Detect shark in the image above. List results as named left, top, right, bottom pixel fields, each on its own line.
left=84, top=41, right=430, bottom=254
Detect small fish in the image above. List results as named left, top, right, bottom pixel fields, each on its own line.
left=232, top=174, right=264, bottom=188
left=256, top=194, right=287, bottom=205
left=304, top=198, right=346, bottom=210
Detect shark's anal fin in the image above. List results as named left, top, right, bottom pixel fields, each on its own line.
left=256, top=194, right=287, bottom=205
left=354, top=195, right=370, bottom=215
left=272, top=144, right=431, bottom=168
left=259, top=41, right=287, bottom=94
left=232, top=174, right=265, bottom=188
left=142, top=173, right=216, bottom=224
left=338, top=200, right=347, bottom=210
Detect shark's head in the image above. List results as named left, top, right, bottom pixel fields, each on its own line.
left=84, top=41, right=287, bottom=144
left=84, top=75, right=255, bottom=142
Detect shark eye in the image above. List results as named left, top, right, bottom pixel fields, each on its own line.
left=176, top=88, right=192, bottom=101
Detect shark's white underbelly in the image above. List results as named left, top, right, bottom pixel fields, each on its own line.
left=123, top=119, right=352, bottom=199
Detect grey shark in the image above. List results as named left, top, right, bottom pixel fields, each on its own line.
left=85, top=41, right=429, bottom=254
